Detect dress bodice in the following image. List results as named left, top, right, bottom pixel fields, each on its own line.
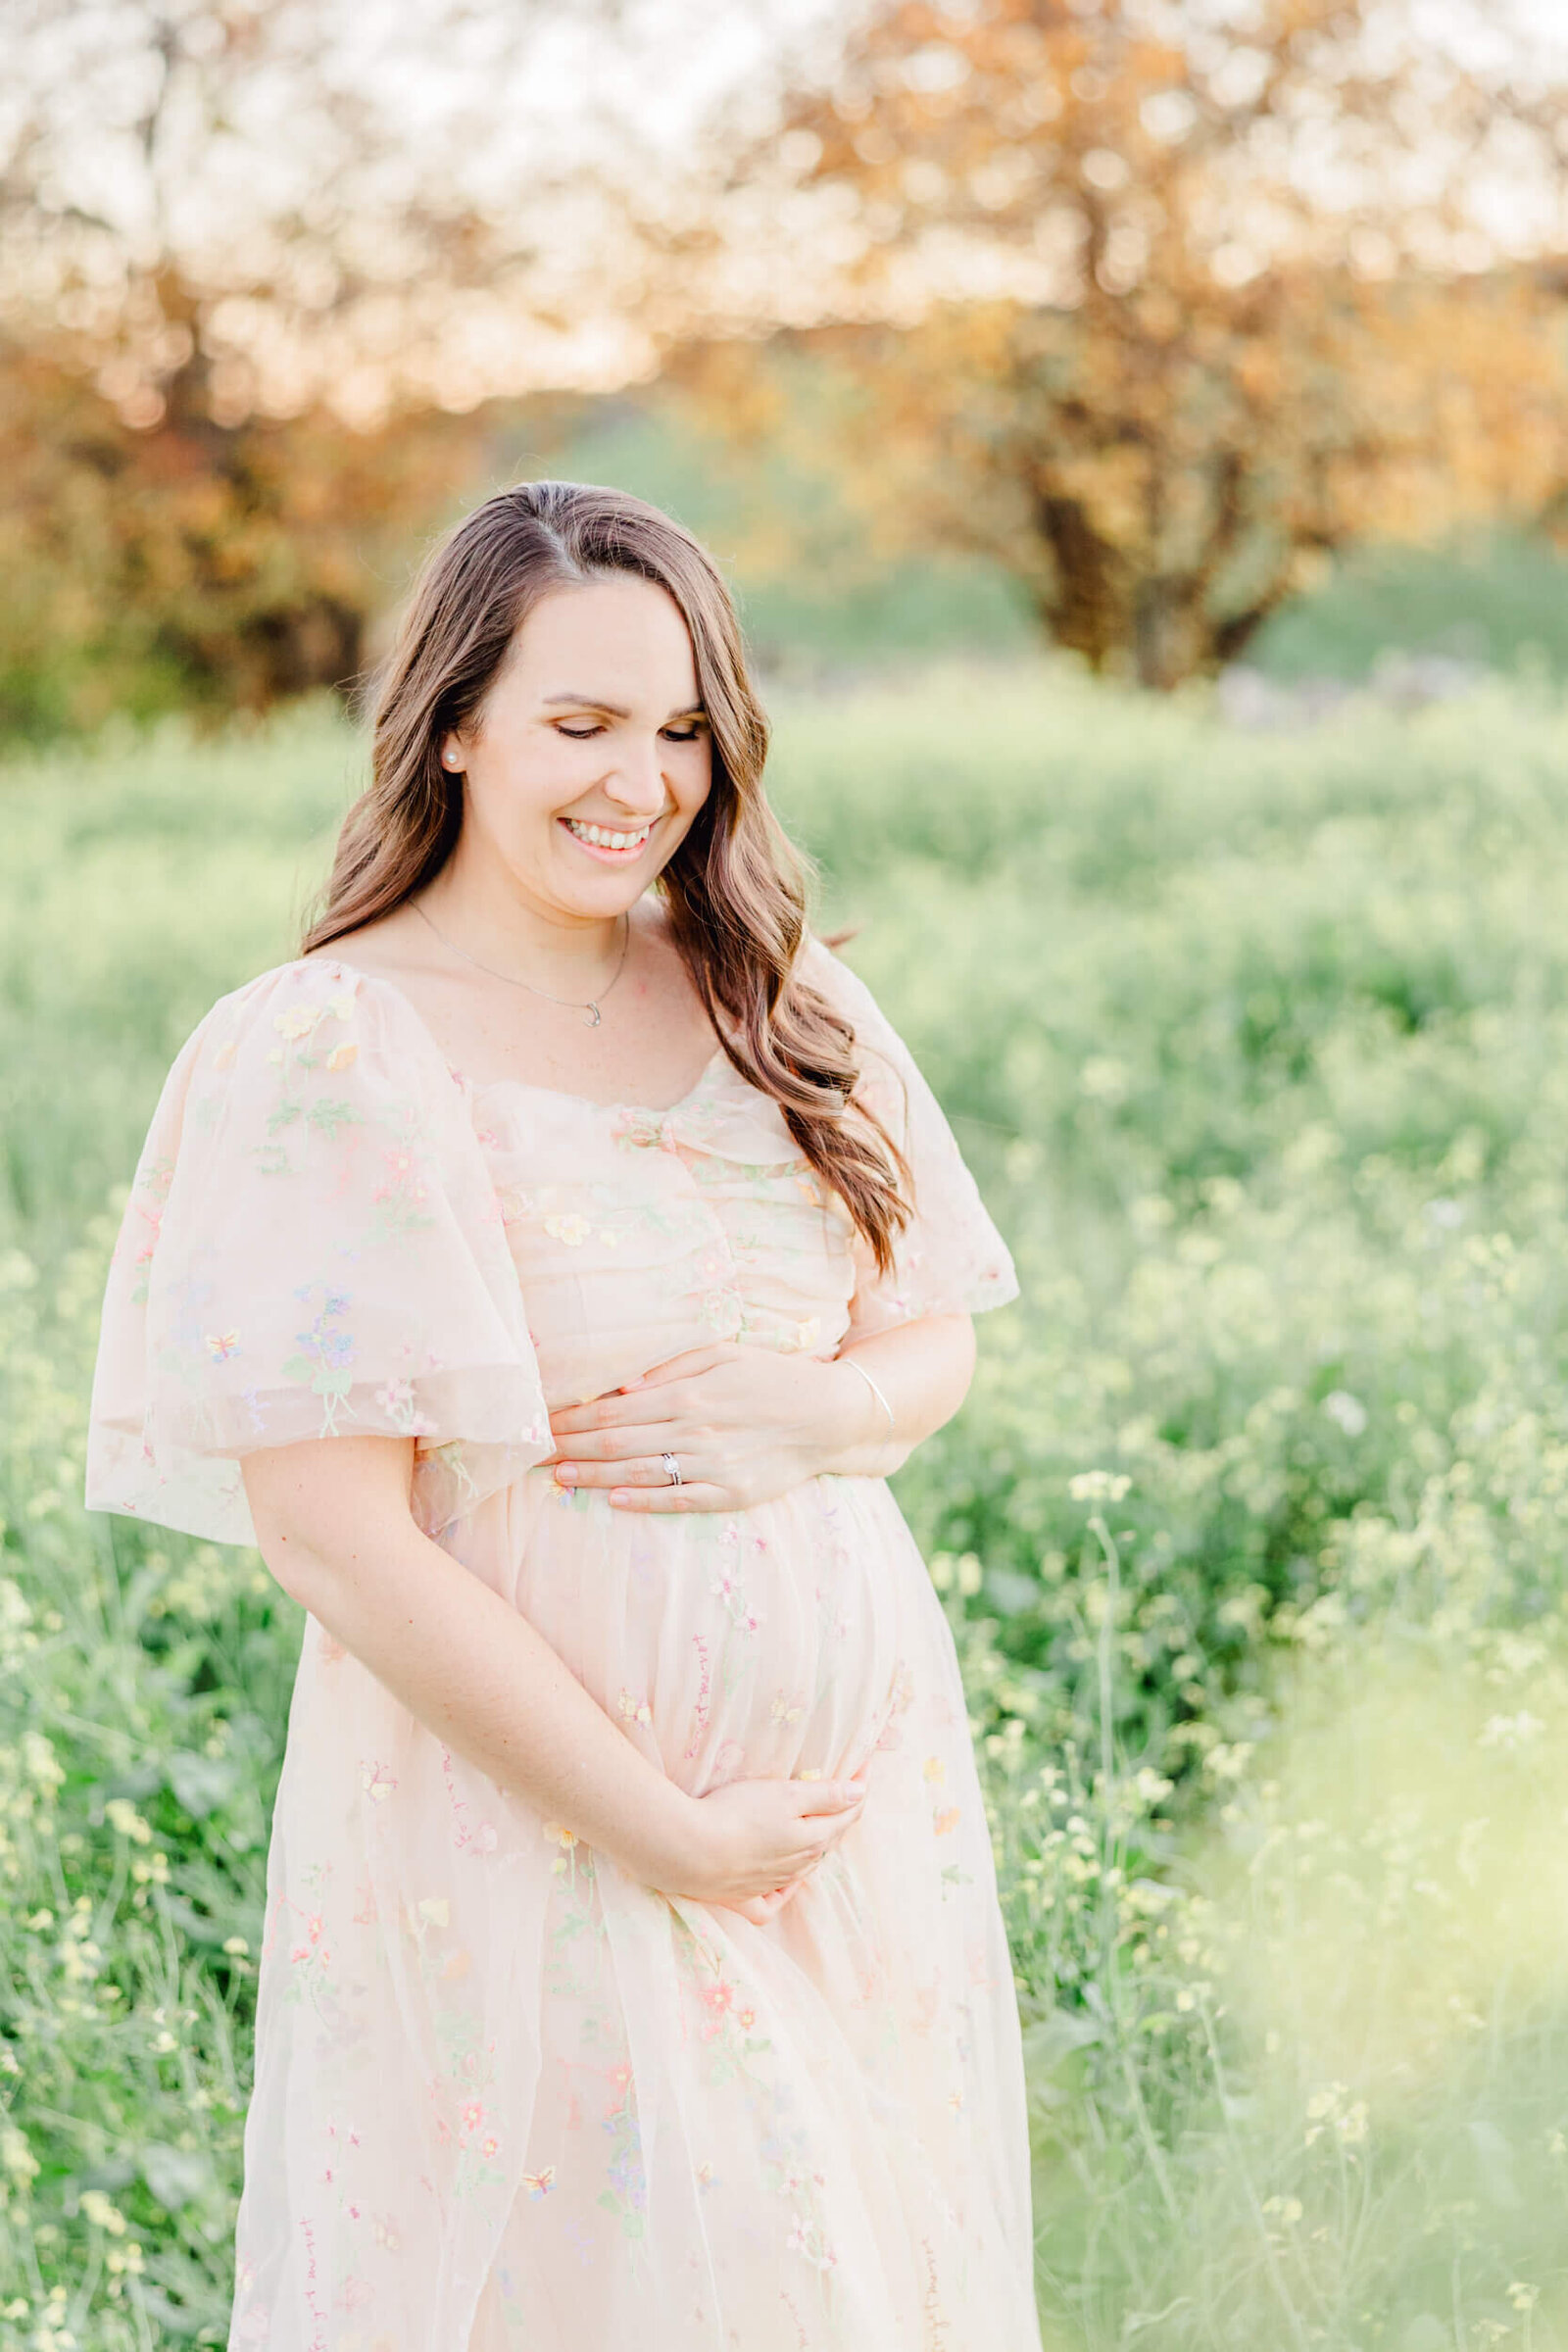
left=84, top=943, right=1017, bottom=1548
left=469, top=1052, right=858, bottom=1410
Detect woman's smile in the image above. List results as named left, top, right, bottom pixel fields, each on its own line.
left=560, top=812, right=661, bottom=860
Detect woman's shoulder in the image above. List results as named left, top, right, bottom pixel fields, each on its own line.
left=157, top=945, right=466, bottom=1145
left=199, top=925, right=449, bottom=1054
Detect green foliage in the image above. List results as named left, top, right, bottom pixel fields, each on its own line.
left=3, top=663, right=1567, bottom=2343
left=0, top=1243, right=292, bottom=2343
left=1250, top=529, right=1568, bottom=682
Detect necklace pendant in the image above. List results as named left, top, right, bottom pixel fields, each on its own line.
left=584, top=1002, right=602, bottom=1028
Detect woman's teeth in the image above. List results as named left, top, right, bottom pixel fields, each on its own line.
left=564, top=819, right=652, bottom=852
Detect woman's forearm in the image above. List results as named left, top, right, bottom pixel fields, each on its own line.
left=821, top=1311, right=977, bottom=1479
left=241, top=1437, right=698, bottom=1884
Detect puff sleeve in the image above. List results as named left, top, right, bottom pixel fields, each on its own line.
left=85, top=959, right=552, bottom=1547
left=800, top=937, right=1020, bottom=1338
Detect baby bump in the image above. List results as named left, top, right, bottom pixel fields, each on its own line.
left=496, top=1473, right=912, bottom=1795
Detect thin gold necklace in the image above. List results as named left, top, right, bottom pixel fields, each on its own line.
left=411, top=899, right=631, bottom=1029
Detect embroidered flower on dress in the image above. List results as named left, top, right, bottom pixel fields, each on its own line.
left=544, top=1212, right=592, bottom=1247
left=273, top=1004, right=321, bottom=1041
left=373, top=1376, right=438, bottom=1436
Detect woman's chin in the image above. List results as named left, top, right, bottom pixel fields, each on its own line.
left=547, top=848, right=667, bottom=915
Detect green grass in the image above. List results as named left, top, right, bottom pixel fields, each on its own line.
left=1248, top=529, right=1568, bottom=682
left=4, top=662, right=1568, bottom=2345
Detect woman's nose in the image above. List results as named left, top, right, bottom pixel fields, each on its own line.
left=604, top=737, right=674, bottom=812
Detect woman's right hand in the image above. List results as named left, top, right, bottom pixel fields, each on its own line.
left=660, top=1773, right=868, bottom=1925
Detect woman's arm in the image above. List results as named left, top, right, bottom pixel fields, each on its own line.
left=824, top=1313, right=977, bottom=1479
left=548, top=1310, right=977, bottom=1511
left=240, top=1438, right=866, bottom=1922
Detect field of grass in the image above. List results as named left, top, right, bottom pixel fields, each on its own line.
left=3, top=661, right=1568, bottom=2347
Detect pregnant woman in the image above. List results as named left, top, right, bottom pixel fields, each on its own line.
left=85, top=481, right=1042, bottom=2351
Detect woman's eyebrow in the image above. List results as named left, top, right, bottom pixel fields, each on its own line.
left=541, top=693, right=708, bottom=721
left=542, top=691, right=632, bottom=715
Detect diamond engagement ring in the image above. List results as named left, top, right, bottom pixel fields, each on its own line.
left=661, top=1452, right=683, bottom=1487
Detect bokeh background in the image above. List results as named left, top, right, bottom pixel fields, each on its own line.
left=4, top=2, right=1568, bottom=2344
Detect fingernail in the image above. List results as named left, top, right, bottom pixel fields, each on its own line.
left=554, top=1467, right=576, bottom=1486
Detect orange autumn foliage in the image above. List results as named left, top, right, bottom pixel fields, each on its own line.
left=749, top=0, right=1568, bottom=685
left=0, top=313, right=482, bottom=738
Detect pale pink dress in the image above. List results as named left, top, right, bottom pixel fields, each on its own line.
left=85, top=935, right=1041, bottom=2352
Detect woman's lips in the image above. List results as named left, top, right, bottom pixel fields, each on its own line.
left=560, top=815, right=656, bottom=862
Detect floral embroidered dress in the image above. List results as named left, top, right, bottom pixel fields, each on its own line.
left=85, top=935, right=1042, bottom=2352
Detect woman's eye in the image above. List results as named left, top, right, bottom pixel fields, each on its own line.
left=662, top=724, right=703, bottom=743
left=556, top=722, right=604, bottom=739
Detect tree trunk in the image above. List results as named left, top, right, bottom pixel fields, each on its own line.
left=1031, top=488, right=1123, bottom=670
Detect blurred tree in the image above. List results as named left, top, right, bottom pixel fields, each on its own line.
left=0, top=330, right=483, bottom=737
left=0, top=0, right=631, bottom=738
left=727, top=0, right=1568, bottom=687
left=0, top=0, right=631, bottom=425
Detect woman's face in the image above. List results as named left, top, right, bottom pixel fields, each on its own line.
left=440, top=575, right=713, bottom=925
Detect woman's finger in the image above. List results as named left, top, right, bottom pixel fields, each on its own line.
left=550, top=1394, right=680, bottom=1442
left=618, top=1344, right=734, bottom=1393
left=607, top=1481, right=730, bottom=1513
left=723, top=1889, right=783, bottom=1925
left=553, top=1411, right=693, bottom=1466
left=795, top=1778, right=867, bottom=1815
left=554, top=1441, right=691, bottom=1485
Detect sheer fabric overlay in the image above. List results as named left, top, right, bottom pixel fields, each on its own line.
left=85, top=937, right=1041, bottom=2352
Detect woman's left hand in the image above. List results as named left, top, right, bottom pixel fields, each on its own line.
left=546, top=1342, right=873, bottom=1513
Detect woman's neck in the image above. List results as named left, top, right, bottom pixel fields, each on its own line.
left=415, top=853, right=628, bottom=991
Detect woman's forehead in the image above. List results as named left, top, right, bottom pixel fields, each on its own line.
left=504, top=577, right=700, bottom=701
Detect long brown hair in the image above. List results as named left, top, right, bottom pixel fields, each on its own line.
left=301, top=481, right=909, bottom=1270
